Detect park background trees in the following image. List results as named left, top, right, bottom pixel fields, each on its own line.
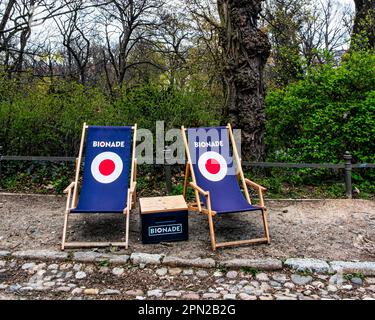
left=0, top=0, right=374, bottom=196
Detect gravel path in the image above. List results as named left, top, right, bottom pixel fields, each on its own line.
left=1, top=194, right=375, bottom=261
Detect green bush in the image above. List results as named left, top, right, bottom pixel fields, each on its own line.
left=265, top=50, right=375, bottom=193
left=0, top=74, right=222, bottom=194
left=0, top=77, right=107, bottom=156
left=0, top=77, right=220, bottom=156
left=265, top=50, right=375, bottom=164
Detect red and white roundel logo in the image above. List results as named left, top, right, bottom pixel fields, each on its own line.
left=91, top=151, right=123, bottom=184
left=198, top=151, right=227, bottom=182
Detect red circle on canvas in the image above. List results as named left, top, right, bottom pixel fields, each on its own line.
left=205, top=158, right=221, bottom=174
left=99, top=159, right=115, bottom=176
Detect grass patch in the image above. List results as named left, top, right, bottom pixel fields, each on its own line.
left=240, top=267, right=260, bottom=277
left=296, top=270, right=313, bottom=277
left=66, top=251, right=74, bottom=261
left=109, top=246, right=118, bottom=253
left=98, top=259, right=110, bottom=267
left=216, top=265, right=228, bottom=273
left=343, top=272, right=365, bottom=281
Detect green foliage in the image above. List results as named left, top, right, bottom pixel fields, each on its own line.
left=343, top=272, right=365, bottom=281
left=265, top=0, right=305, bottom=88
left=0, top=74, right=221, bottom=194
left=272, top=45, right=304, bottom=87
left=171, top=184, right=194, bottom=201
left=0, top=161, right=73, bottom=193
left=216, top=265, right=229, bottom=273
left=351, top=8, right=375, bottom=51
left=104, top=84, right=220, bottom=131
left=296, top=270, right=313, bottom=277
left=0, top=76, right=220, bottom=157
left=98, top=259, right=110, bottom=267
left=265, top=50, right=375, bottom=193
left=240, top=267, right=259, bottom=276
left=0, top=77, right=106, bottom=156
left=66, top=251, right=74, bottom=261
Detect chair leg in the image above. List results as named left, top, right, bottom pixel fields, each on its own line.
left=61, top=210, right=69, bottom=251
left=262, top=209, right=271, bottom=244
left=125, top=209, right=130, bottom=249
left=125, top=190, right=131, bottom=249
left=207, top=212, right=216, bottom=250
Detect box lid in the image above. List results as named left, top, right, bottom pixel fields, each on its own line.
left=139, top=195, right=188, bottom=214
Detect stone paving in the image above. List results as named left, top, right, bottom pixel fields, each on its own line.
left=1, top=255, right=375, bottom=300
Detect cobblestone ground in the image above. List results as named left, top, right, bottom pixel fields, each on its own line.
left=1, top=258, right=375, bottom=300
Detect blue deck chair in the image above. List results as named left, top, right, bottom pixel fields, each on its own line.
left=181, top=124, right=270, bottom=250
left=62, top=123, right=137, bottom=250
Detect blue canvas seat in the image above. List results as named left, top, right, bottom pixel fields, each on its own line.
left=182, top=124, right=270, bottom=250
left=62, top=123, right=137, bottom=250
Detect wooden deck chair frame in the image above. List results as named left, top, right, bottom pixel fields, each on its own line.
left=181, top=123, right=270, bottom=250
left=61, top=123, right=137, bottom=250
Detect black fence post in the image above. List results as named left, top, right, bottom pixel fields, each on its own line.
left=164, top=146, right=172, bottom=195
left=344, top=151, right=352, bottom=199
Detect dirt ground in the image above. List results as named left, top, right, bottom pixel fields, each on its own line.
left=0, top=193, right=374, bottom=261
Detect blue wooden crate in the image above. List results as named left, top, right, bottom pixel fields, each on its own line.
left=141, top=210, right=188, bottom=244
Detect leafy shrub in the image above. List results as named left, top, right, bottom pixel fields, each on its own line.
left=0, top=77, right=220, bottom=157
left=265, top=50, right=375, bottom=193
left=266, top=50, right=375, bottom=163
left=0, top=75, right=221, bottom=194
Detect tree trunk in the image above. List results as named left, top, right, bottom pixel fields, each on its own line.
left=0, top=0, right=16, bottom=40
left=14, top=24, right=32, bottom=74
left=218, top=0, right=271, bottom=161
left=352, top=0, right=375, bottom=49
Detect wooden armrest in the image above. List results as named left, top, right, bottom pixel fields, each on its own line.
left=63, top=182, right=75, bottom=194
left=245, top=178, right=267, bottom=191
left=130, top=181, right=137, bottom=193
left=189, top=182, right=209, bottom=196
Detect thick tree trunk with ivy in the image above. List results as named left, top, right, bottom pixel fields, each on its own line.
left=352, top=0, right=375, bottom=49
left=218, top=0, right=270, bottom=161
